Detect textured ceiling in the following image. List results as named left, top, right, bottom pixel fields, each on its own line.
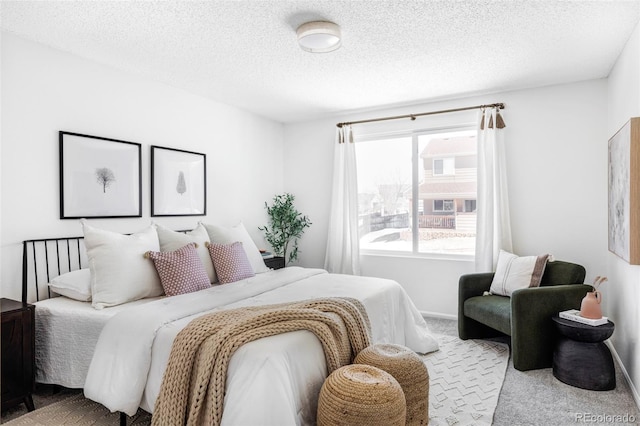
left=2, top=1, right=640, bottom=123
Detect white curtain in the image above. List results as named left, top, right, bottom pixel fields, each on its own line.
left=324, top=125, right=361, bottom=275
left=475, top=108, right=513, bottom=272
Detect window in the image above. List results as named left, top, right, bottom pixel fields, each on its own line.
left=433, top=158, right=455, bottom=175
left=356, top=128, right=477, bottom=256
left=433, top=200, right=454, bottom=212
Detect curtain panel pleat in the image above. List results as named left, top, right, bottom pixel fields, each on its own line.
left=324, top=125, right=361, bottom=275
left=475, top=108, right=513, bottom=272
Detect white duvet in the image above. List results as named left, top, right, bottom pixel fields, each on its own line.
left=84, top=267, right=439, bottom=424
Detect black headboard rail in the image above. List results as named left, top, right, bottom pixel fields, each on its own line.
left=22, top=237, right=86, bottom=304
left=22, top=230, right=192, bottom=304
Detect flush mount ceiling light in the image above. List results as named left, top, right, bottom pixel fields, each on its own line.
left=296, top=21, right=341, bottom=53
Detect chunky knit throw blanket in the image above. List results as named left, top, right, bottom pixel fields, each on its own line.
left=151, top=297, right=372, bottom=426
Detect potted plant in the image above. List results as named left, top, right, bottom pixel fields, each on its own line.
left=259, top=193, right=311, bottom=265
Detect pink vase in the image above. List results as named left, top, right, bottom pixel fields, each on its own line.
left=580, top=291, right=603, bottom=319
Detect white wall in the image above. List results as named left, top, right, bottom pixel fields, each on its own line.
left=0, top=32, right=284, bottom=301
left=284, top=79, right=608, bottom=317
left=606, top=21, right=640, bottom=406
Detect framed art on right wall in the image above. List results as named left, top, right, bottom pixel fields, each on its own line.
left=608, top=117, right=640, bottom=264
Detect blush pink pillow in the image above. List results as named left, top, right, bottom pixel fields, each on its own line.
left=207, top=241, right=255, bottom=284
left=145, top=243, right=211, bottom=296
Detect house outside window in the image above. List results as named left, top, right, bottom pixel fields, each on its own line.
left=355, top=128, right=477, bottom=256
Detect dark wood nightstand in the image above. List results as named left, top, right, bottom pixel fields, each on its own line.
left=1, top=298, right=35, bottom=412
left=264, top=256, right=285, bottom=270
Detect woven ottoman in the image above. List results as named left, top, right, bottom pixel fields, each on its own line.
left=317, top=364, right=406, bottom=426
left=355, top=343, right=430, bottom=425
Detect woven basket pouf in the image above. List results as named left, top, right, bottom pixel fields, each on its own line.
left=355, top=343, right=430, bottom=425
left=317, top=364, right=406, bottom=426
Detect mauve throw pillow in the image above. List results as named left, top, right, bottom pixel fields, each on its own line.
left=207, top=241, right=255, bottom=284
left=155, top=223, right=217, bottom=283
left=145, top=243, right=211, bottom=296
left=201, top=222, right=270, bottom=274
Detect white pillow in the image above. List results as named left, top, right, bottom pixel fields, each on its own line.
left=49, top=269, right=92, bottom=302
left=155, top=223, right=217, bottom=283
left=81, top=220, right=163, bottom=309
left=201, top=222, right=270, bottom=273
left=489, top=250, right=550, bottom=297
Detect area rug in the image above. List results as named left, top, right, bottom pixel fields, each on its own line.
left=424, top=334, right=509, bottom=426
left=2, top=394, right=151, bottom=425
left=4, top=335, right=508, bottom=426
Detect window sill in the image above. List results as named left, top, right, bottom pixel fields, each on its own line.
left=360, top=250, right=474, bottom=263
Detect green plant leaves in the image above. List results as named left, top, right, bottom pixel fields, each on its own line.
left=258, top=193, right=311, bottom=265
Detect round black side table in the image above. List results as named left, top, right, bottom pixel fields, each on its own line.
left=552, top=315, right=616, bottom=391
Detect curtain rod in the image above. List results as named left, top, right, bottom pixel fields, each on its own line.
left=336, top=102, right=505, bottom=128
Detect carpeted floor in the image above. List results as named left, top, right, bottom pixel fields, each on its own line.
left=3, top=317, right=639, bottom=425
left=428, top=317, right=640, bottom=426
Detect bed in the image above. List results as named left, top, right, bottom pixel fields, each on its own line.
left=23, top=224, right=439, bottom=425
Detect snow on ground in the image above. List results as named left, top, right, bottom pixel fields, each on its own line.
left=360, top=228, right=475, bottom=255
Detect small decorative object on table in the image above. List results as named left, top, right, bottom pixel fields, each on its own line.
left=260, top=250, right=274, bottom=260
left=580, top=276, right=607, bottom=319
left=559, top=309, right=608, bottom=326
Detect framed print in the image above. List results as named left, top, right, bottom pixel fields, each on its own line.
left=151, top=146, right=206, bottom=216
left=60, top=131, right=142, bottom=219
left=608, top=117, right=640, bottom=264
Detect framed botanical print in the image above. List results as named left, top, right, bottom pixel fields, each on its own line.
left=151, top=146, right=206, bottom=216
left=59, top=131, right=142, bottom=219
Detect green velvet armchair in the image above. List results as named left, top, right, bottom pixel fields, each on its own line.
left=458, top=260, right=590, bottom=371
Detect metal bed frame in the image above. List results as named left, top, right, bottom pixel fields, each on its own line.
left=22, top=236, right=86, bottom=304
left=22, top=232, right=190, bottom=425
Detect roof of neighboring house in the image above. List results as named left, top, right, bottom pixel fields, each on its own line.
left=421, top=136, right=476, bottom=158
left=418, top=180, right=477, bottom=198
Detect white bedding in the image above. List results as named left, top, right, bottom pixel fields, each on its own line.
left=34, top=295, right=163, bottom=388
left=41, top=267, right=438, bottom=425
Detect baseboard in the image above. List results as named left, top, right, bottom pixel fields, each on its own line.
left=606, top=340, right=640, bottom=411
left=421, top=311, right=457, bottom=321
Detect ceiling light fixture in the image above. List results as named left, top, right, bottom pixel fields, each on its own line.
left=296, top=21, right=341, bottom=53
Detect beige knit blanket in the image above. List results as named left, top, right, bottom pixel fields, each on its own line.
left=151, top=297, right=372, bottom=426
